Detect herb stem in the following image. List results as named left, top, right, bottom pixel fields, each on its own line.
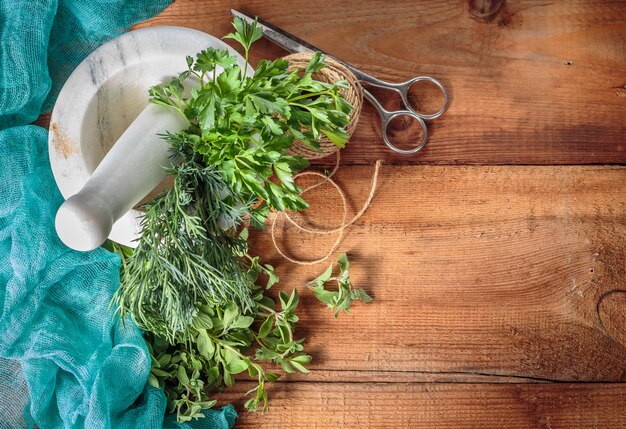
left=242, top=48, right=249, bottom=82
left=287, top=90, right=332, bottom=102
left=256, top=303, right=276, bottom=315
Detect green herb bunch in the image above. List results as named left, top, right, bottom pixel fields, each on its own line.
left=150, top=16, right=352, bottom=227
left=110, top=17, right=358, bottom=423
left=113, top=160, right=255, bottom=343
left=114, top=17, right=354, bottom=342
left=147, top=256, right=311, bottom=421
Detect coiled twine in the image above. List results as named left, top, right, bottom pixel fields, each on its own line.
left=284, top=53, right=363, bottom=159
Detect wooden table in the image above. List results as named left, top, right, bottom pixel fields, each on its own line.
left=138, top=1, right=626, bottom=427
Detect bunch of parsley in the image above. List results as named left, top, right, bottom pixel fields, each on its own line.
left=150, top=17, right=352, bottom=228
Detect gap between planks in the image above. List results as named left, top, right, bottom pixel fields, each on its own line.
left=216, top=381, right=626, bottom=428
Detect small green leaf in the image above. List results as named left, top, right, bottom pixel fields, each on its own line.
left=199, top=304, right=215, bottom=316
left=157, top=353, right=172, bottom=367
left=289, top=360, right=309, bottom=373
left=194, top=48, right=217, bottom=73
left=258, top=296, right=275, bottom=311
left=313, top=263, right=333, bottom=285
left=191, top=356, right=203, bottom=370
left=197, top=330, right=214, bottom=359
left=247, top=364, right=259, bottom=378
left=309, top=284, right=336, bottom=306
left=214, top=49, right=237, bottom=69
left=239, top=228, right=249, bottom=240
left=177, top=365, right=189, bottom=385
left=198, top=96, right=217, bottom=133
left=286, top=288, right=299, bottom=311
left=277, top=323, right=291, bottom=343
left=278, top=291, right=290, bottom=311
left=223, top=370, right=234, bottom=387
left=232, top=315, right=255, bottom=329
left=258, top=316, right=273, bottom=339
left=265, top=372, right=281, bottom=382
left=305, top=51, right=325, bottom=74
left=264, top=264, right=279, bottom=289
left=198, top=400, right=217, bottom=408
left=255, top=347, right=279, bottom=361
left=291, top=354, right=312, bottom=365
left=280, top=360, right=295, bottom=373
left=191, top=369, right=200, bottom=380
left=337, top=253, right=349, bottom=272
left=217, top=66, right=241, bottom=94
left=321, top=127, right=348, bottom=148
left=244, top=397, right=259, bottom=412
left=148, top=373, right=160, bottom=388
left=261, top=116, right=283, bottom=135
left=222, top=303, right=239, bottom=328
left=351, top=288, right=373, bottom=303
left=193, top=312, right=214, bottom=330
left=274, top=162, right=295, bottom=191
left=151, top=368, right=171, bottom=378
left=225, top=358, right=248, bottom=374
left=224, top=16, right=264, bottom=52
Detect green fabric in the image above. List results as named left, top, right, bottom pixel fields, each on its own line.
left=0, top=1, right=238, bottom=428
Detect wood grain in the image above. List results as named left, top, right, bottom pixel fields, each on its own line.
left=137, top=0, right=626, bottom=165
left=245, top=165, right=626, bottom=382
left=129, top=2, right=626, bottom=426
left=216, top=382, right=626, bottom=428
left=33, top=112, right=50, bottom=129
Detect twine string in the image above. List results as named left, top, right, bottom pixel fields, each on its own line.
left=285, top=53, right=364, bottom=160
left=270, top=155, right=382, bottom=265
left=271, top=52, right=377, bottom=265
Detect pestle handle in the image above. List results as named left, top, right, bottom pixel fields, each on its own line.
left=55, top=103, right=188, bottom=251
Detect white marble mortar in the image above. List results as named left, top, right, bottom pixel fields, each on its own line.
left=49, top=26, right=247, bottom=250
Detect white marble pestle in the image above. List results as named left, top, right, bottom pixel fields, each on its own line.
left=55, top=104, right=188, bottom=251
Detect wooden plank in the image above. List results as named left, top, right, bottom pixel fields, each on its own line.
left=138, top=0, right=626, bottom=165
left=236, top=369, right=549, bottom=384
left=246, top=165, right=626, bottom=381
left=33, top=112, right=50, bottom=129
left=217, top=382, right=626, bottom=428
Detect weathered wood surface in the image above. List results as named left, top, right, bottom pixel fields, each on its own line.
left=217, top=382, right=626, bottom=428
left=138, top=0, right=626, bottom=165
left=249, top=166, right=626, bottom=382
left=234, top=165, right=626, bottom=426
left=132, top=1, right=626, bottom=427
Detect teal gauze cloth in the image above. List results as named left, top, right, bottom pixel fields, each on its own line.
left=0, top=1, right=237, bottom=428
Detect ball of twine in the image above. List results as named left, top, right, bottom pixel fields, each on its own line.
left=283, top=53, right=363, bottom=160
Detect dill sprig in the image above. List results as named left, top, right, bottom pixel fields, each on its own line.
left=113, top=161, right=255, bottom=342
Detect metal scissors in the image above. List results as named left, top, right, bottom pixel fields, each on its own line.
left=231, top=9, right=449, bottom=155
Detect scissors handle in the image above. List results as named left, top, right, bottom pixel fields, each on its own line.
left=363, top=88, right=428, bottom=155
left=358, top=72, right=448, bottom=121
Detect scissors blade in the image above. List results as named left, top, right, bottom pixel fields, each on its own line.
left=230, top=9, right=328, bottom=56
left=230, top=10, right=370, bottom=82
